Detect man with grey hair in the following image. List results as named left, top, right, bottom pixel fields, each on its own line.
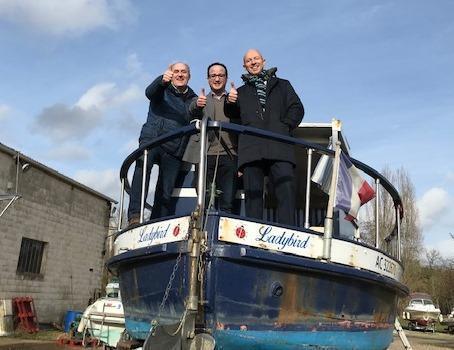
left=128, top=62, right=197, bottom=225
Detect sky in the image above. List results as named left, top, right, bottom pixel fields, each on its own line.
left=0, top=0, right=453, bottom=257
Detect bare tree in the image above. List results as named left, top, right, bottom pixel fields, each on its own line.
left=360, top=167, right=424, bottom=290
left=360, top=168, right=454, bottom=312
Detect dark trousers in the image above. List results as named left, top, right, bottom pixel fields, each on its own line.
left=204, top=155, right=238, bottom=213
left=242, top=160, right=295, bottom=225
left=128, top=145, right=182, bottom=220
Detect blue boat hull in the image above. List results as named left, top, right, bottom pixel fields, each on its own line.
left=108, top=214, right=406, bottom=349
left=214, top=329, right=393, bottom=350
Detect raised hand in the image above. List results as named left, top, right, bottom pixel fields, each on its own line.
left=162, top=64, right=173, bottom=83
left=228, top=82, right=238, bottom=103
left=197, top=88, right=207, bottom=108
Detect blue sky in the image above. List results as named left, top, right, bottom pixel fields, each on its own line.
left=0, top=0, right=452, bottom=257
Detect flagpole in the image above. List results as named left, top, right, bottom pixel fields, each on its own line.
left=322, top=141, right=342, bottom=260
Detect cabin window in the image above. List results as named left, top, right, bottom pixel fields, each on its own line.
left=16, top=237, right=47, bottom=278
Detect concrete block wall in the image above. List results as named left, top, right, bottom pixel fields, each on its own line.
left=0, top=148, right=112, bottom=324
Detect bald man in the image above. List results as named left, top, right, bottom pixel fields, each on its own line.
left=225, top=49, right=304, bottom=225
left=128, top=63, right=197, bottom=225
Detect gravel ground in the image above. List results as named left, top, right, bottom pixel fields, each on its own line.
left=388, top=330, right=454, bottom=350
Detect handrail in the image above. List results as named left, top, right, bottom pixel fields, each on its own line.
left=119, top=124, right=198, bottom=191
left=120, top=121, right=403, bottom=213
left=118, top=120, right=404, bottom=260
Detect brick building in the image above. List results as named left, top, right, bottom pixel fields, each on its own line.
left=0, top=142, right=115, bottom=324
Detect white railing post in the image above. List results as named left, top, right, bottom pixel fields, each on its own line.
left=197, top=117, right=209, bottom=221
left=375, top=178, right=380, bottom=248
left=323, top=142, right=341, bottom=260
left=140, top=149, right=148, bottom=224
left=118, top=178, right=125, bottom=230
left=304, top=148, right=313, bottom=229
left=397, top=205, right=402, bottom=260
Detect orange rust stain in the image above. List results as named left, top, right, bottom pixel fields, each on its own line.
left=373, top=311, right=388, bottom=323
left=277, top=273, right=300, bottom=323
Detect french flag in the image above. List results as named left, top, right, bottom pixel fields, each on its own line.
left=336, top=153, right=375, bottom=221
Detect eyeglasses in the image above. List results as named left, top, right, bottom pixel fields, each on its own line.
left=208, top=74, right=226, bottom=80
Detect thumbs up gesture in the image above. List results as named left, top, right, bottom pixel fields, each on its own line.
left=228, top=82, right=238, bottom=103
left=162, top=65, right=173, bottom=83
left=196, top=88, right=207, bottom=108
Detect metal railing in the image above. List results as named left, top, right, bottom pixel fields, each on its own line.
left=117, top=119, right=404, bottom=261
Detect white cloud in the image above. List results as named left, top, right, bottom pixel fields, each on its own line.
left=76, top=83, right=117, bottom=110
left=417, top=187, right=450, bottom=229
left=76, top=83, right=142, bottom=110
left=120, top=138, right=138, bottom=155
left=0, top=103, right=11, bottom=120
left=0, top=0, right=135, bottom=37
left=74, top=168, right=119, bottom=200
left=33, top=82, right=142, bottom=142
left=126, top=53, right=143, bottom=75
left=47, top=144, right=91, bottom=161
left=425, top=237, right=454, bottom=259
left=32, top=103, right=102, bottom=141
left=114, top=84, right=142, bottom=105
left=446, top=171, right=454, bottom=182
left=73, top=166, right=160, bottom=206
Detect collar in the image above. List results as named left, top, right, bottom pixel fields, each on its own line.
left=171, top=83, right=189, bottom=94
left=241, top=67, right=278, bottom=84
left=210, top=90, right=227, bottom=99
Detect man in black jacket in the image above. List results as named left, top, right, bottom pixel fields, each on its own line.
left=225, top=49, right=304, bottom=225
left=128, top=62, right=197, bottom=225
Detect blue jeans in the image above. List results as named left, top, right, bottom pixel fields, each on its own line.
left=128, top=145, right=182, bottom=220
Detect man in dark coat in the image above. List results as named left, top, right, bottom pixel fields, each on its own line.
left=128, top=62, right=197, bottom=225
left=225, top=49, right=304, bottom=225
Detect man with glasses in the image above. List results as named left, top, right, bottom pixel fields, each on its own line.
left=128, top=62, right=197, bottom=226
left=184, top=62, right=238, bottom=213
left=225, top=49, right=304, bottom=225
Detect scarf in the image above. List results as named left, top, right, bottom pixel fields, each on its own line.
left=241, top=67, right=277, bottom=109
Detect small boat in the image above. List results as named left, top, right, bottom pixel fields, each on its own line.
left=402, top=293, right=440, bottom=332
left=77, top=282, right=125, bottom=349
left=108, top=119, right=408, bottom=350
left=439, top=307, right=454, bottom=333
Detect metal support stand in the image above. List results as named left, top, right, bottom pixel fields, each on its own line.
left=394, top=318, right=413, bottom=350
left=0, top=195, right=21, bottom=218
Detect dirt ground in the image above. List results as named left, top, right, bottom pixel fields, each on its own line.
left=388, top=330, right=454, bottom=350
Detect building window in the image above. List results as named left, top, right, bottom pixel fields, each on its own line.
left=16, top=237, right=47, bottom=276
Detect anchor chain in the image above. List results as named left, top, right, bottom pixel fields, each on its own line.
left=150, top=232, right=187, bottom=336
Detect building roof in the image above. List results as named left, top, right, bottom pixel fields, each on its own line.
left=0, top=142, right=117, bottom=204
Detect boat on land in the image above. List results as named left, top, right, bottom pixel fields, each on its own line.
left=77, top=282, right=125, bottom=349
left=108, top=119, right=408, bottom=350
left=402, top=293, right=440, bottom=332
left=439, top=307, right=454, bottom=333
